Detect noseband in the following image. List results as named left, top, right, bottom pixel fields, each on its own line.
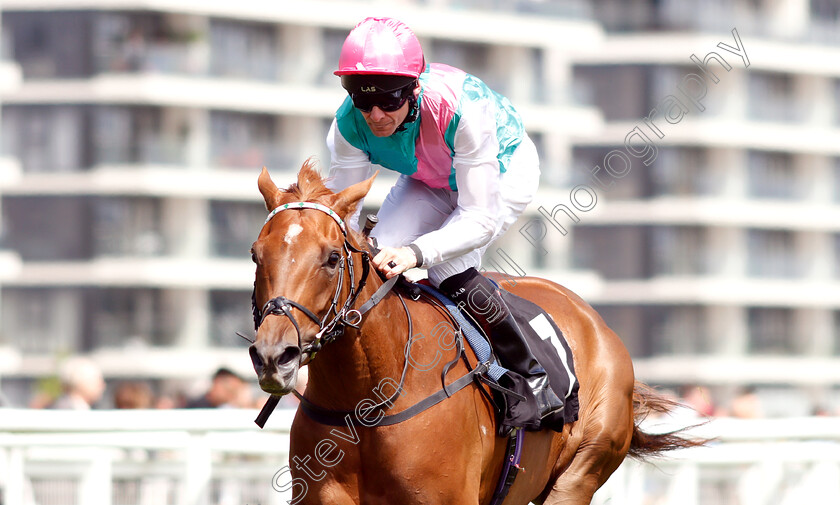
left=252, top=201, right=372, bottom=360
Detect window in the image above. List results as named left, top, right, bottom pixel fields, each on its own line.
left=833, top=311, right=840, bottom=356
left=428, top=40, right=497, bottom=91
left=747, top=229, right=798, bottom=278
left=530, top=133, right=564, bottom=187
left=93, top=106, right=185, bottom=165
left=7, top=12, right=84, bottom=78
left=318, top=29, right=347, bottom=86
left=1, top=288, right=81, bottom=353
left=836, top=80, right=840, bottom=125
left=646, top=305, right=707, bottom=355
left=210, top=19, right=277, bottom=81
left=589, top=304, right=707, bottom=357
left=3, top=105, right=85, bottom=173
left=651, top=148, right=712, bottom=196
left=651, top=226, right=707, bottom=275
left=747, top=151, right=798, bottom=200
left=747, top=72, right=797, bottom=122
left=530, top=48, right=547, bottom=103
left=210, top=290, right=254, bottom=347
left=833, top=158, right=840, bottom=202
left=85, top=288, right=166, bottom=349
left=592, top=305, right=648, bottom=356
left=92, top=197, right=164, bottom=257
left=210, top=201, right=265, bottom=258
left=3, top=197, right=91, bottom=260
left=573, top=66, right=652, bottom=121
left=209, top=111, right=280, bottom=169
left=834, top=234, right=840, bottom=278
left=811, top=0, right=840, bottom=21
left=93, top=12, right=193, bottom=75
left=572, top=146, right=648, bottom=199
left=747, top=308, right=795, bottom=354
left=573, top=226, right=649, bottom=279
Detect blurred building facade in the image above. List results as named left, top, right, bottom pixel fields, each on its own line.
left=0, top=0, right=837, bottom=415
left=568, top=0, right=840, bottom=416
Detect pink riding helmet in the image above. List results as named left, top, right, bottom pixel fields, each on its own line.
left=335, top=17, right=425, bottom=78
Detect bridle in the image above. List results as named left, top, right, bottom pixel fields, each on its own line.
left=250, top=200, right=498, bottom=432
left=251, top=201, right=373, bottom=362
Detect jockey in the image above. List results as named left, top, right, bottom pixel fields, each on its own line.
left=326, top=17, right=563, bottom=422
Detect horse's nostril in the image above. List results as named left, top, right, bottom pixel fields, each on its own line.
left=249, top=345, right=264, bottom=372
left=276, top=346, right=301, bottom=367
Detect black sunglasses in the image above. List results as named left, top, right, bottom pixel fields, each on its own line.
left=350, top=87, right=411, bottom=113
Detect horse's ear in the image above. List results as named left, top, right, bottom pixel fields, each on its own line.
left=258, top=167, right=283, bottom=210
left=331, top=170, right=379, bottom=218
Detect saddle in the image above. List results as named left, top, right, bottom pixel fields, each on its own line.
left=411, top=280, right=580, bottom=435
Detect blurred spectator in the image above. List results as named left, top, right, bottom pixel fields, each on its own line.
left=729, top=386, right=764, bottom=419
left=678, top=384, right=716, bottom=418
left=28, top=375, right=63, bottom=408
left=113, top=381, right=154, bottom=409
left=49, top=357, right=105, bottom=410
left=154, top=394, right=179, bottom=409
left=812, top=405, right=831, bottom=416
left=185, top=367, right=250, bottom=408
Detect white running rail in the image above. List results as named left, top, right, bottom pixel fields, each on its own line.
left=1, top=410, right=839, bottom=505
left=0, top=408, right=296, bottom=505
left=594, top=416, right=840, bottom=505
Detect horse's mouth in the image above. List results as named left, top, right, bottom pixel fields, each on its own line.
left=258, top=366, right=298, bottom=395
left=250, top=342, right=301, bottom=395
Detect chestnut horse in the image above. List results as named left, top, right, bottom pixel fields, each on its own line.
left=249, top=161, right=698, bottom=505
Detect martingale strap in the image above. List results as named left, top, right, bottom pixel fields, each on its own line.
left=292, top=361, right=488, bottom=427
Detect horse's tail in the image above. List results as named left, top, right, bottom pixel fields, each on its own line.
left=627, top=382, right=709, bottom=459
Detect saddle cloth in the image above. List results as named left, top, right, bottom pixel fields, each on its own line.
left=416, top=281, right=579, bottom=433
left=499, top=289, right=580, bottom=431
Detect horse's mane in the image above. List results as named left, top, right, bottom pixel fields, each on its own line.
left=281, top=158, right=334, bottom=204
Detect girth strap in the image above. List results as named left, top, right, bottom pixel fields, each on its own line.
left=490, top=427, right=525, bottom=505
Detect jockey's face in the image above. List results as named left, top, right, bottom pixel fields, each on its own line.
left=361, top=100, right=410, bottom=137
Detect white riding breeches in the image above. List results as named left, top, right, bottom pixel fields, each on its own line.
left=371, top=135, right=540, bottom=287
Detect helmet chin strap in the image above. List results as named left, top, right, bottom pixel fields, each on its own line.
left=395, top=93, right=419, bottom=132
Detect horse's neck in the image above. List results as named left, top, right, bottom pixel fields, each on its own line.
left=304, top=271, right=409, bottom=410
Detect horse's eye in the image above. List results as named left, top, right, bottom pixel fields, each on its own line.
left=327, top=251, right=341, bottom=268
left=250, top=249, right=257, bottom=264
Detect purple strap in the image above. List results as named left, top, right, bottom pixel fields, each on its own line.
left=489, top=428, right=525, bottom=505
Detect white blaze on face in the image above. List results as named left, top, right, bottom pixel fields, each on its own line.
left=284, top=224, right=304, bottom=244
